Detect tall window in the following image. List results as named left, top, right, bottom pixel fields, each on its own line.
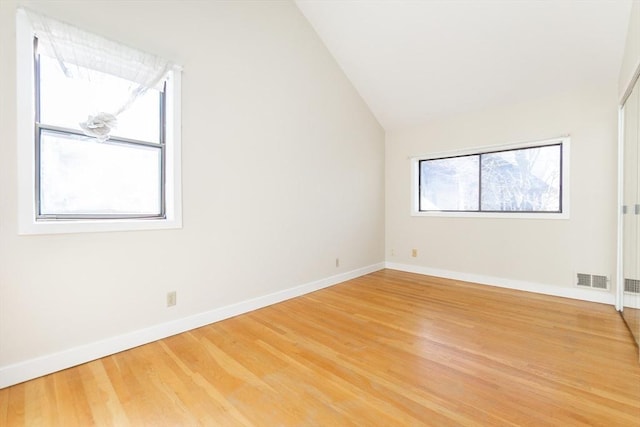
left=17, top=9, right=182, bottom=234
left=413, top=138, right=569, bottom=218
left=36, top=47, right=166, bottom=219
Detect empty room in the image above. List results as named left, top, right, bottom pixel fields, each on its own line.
left=1, top=0, right=639, bottom=425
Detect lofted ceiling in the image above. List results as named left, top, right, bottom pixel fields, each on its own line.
left=295, top=0, right=633, bottom=130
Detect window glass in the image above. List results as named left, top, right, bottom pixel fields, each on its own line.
left=417, top=142, right=565, bottom=214
left=480, top=145, right=561, bottom=212
left=39, top=54, right=161, bottom=144
left=420, top=156, right=479, bottom=211
left=39, top=129, right=161, bottom=216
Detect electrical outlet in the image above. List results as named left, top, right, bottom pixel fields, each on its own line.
left=336, top=258, right=340, bottom=268
left=390, top=248, right=395, bottom=256
left=411, top=248, right=418, bottom=257
left=167, top=291, right=177, bottom=307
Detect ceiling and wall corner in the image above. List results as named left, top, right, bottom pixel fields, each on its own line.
left=619, top=0, right=640, bottom=99
left=296, top=0, right=632, bottom=303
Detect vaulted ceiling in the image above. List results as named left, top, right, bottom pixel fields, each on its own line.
left=295, top=0, right=633, bottom=130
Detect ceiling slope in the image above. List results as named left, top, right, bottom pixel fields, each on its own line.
left=296, top=0, right=632, bottom=130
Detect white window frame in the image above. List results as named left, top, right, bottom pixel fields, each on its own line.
left=411, top=136, right=570, bottom=219
left=16, top=10, right=182, bottom=235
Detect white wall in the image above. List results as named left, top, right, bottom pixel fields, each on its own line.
left=619, top=1, right=640, bottom=316
left=385, top=84, right=618, bottom=301
left=0, top=0, right=384, bottom=386
left=619, top=0, right=640, bottom=99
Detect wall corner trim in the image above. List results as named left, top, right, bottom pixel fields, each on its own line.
left=0, top=262, right=385, bottom=389
left=385, top=262, right=616, bottom=306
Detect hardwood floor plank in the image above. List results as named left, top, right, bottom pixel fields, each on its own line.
left=82, top=361, right=130, bottom=426
left=1, top=269, right=639, bottom=426
left=254, top=305, right=488, bottom=425
left=0, top=383, right=25, bottom=426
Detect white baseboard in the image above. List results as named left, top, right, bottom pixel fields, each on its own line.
left=0, top=262, right=385, bottom=389
left=385, top=262, right=616, bottom=305
left=623, top=293, right=640, bottom=309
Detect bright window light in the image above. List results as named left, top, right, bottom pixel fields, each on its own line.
left=413, top=138, right=569, bottom=219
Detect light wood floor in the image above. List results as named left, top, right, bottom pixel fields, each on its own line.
left=1, top=269, right=639, bottom=426
left=622, top=306, right=640, bottom=348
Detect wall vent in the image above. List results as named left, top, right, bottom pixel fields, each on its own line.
left=625, top=278, right=640, bottom=294
left=577, top=273, right=591, bottom=288
left=591, top=275, right=608, bottom=290
left=576, top=273, right=609, bottom=290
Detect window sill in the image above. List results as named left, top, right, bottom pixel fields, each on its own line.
left=18, top=217, right=182, bottom=235
left=411, top=211, right=570, bottom=220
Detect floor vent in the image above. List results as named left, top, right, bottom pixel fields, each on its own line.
left=625, top=278, right=640, bottom=294
left=576, top=273, right=609, bottom=290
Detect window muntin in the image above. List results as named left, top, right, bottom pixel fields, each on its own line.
left=35, top=41, right=166, bottom=220
left=418, top=142, right=564, bottom=214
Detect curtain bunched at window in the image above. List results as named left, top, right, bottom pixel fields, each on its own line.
left=24, top=8, right=173, bottom=141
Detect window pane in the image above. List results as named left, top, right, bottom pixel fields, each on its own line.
left=38, top=54, right=160, bottom=143
left=39, top=130, right=161, bottom=216
left=420, top=156, right=479, bottom=211
left=480, top=145, right=561, bottom=212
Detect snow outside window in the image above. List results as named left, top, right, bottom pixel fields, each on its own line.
left=412, top=138, right=570, bottom=219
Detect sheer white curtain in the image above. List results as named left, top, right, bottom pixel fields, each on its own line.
left=24, top=8, right=173, bottom=141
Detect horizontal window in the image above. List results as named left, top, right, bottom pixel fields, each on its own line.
left=412, top=138, right=569, bottom=219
